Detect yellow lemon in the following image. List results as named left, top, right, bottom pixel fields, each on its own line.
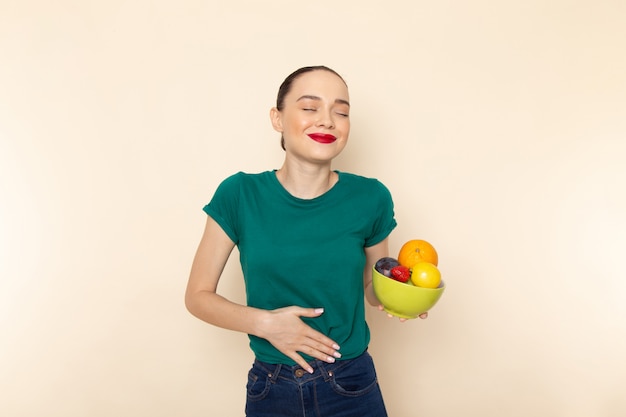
left=410, top=262, right=441, bottom=289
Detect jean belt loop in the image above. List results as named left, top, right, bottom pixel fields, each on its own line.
left=268, top=364, right=281, bottom=383
left=317, top=360, right=333, bottom=382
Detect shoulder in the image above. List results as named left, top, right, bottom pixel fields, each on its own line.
left=210, top=171, right=273, bottom=203
left=217, top=170, right=273, bottom=188
left=337, top=171, right=393, bottom=195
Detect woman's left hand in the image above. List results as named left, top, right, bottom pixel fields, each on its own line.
left=377, top=305, right=428, bottom=322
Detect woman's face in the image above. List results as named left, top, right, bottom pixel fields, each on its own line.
left=271, top=70, right=350, bottom=164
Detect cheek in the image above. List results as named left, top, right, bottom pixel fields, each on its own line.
left=285, top=114, right=313, bottom=130
left=340, top=120, right=350, bottom=136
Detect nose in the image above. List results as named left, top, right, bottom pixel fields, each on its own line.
left=315, top=109, right=335, bottom=129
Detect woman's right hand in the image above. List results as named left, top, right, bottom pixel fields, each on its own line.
left=256, top=306, right=341, bottom=374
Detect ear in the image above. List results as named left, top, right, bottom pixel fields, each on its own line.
left=270, top=107, right=283, bottom=133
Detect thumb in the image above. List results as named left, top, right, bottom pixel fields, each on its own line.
left=294, top=307, right=325, bottom=318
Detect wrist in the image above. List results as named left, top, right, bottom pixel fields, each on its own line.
left=250, top=308, right=272, bottom=339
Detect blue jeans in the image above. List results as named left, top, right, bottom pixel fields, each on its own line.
left=245, top=350, right=388, bottom=417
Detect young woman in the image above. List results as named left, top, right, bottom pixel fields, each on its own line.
left=185, top=66, right=427, bottom=416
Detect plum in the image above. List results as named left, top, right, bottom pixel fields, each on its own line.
left=374, top=257, right=400, bottom=277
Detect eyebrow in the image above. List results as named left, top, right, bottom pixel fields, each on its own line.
left=296, top=95, right=350, bottom=107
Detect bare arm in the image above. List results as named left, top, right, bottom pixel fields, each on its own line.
left=185, top=216, right=341, bottom=372
left=185, top=216, right=252, bottom=331
left=363, top=238, right=389, bottom=307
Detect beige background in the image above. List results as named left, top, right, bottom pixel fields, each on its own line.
left=1, top=1, right=625, bottom=416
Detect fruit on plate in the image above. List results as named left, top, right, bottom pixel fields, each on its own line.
left=398, top=239, right=438, bottom=268
left=410, top=261, right=442, bottom=289
left=374, top=257, right=400, bottom=277
left=390, top=265, right=411, bottom=283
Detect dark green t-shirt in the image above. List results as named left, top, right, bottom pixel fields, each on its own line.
left=204, top=170, right=396, bottom=364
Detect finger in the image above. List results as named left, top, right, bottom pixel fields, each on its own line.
left=277, top=311, right=341, bottom=362
left=296, top=311, right=341, bottom=353
left=288, top=338, right=338, bottom=371
left=304, top=338, right=342, bottom=362
left=303, top=328, right=341, bottom=357
left=286, top=352, right=314, bottom=374
left=292, top=306, right=325, bottom=318
left=419, top=312, right=429, bottom=319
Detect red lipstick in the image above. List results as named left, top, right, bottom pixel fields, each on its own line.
left=307, top=133, right=337, bottom=144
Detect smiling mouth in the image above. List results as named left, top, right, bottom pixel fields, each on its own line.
left=307, top=133, right=337, bottom=144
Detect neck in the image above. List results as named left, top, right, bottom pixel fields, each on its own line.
left=275, top=162, right=337, bottom=199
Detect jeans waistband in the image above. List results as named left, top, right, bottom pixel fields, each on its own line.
left=253, top=349, right=369, bottom=384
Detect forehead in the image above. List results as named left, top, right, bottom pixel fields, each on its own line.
left=287, top=70, right=349, bottom=102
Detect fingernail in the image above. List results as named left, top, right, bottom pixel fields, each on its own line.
left=307, top=366, right=314, bottom=374
left=333, top=351, right=342, bottom=358
left=314, top=308, right=324, bottom=314
left=327, top=356, right=335, bottom=363
left=332, top=343, right=340, bottom=350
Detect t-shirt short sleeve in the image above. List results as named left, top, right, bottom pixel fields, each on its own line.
left=364, top=179, right=397, bottom=247
left=202, top=173, right=242, bottom=244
